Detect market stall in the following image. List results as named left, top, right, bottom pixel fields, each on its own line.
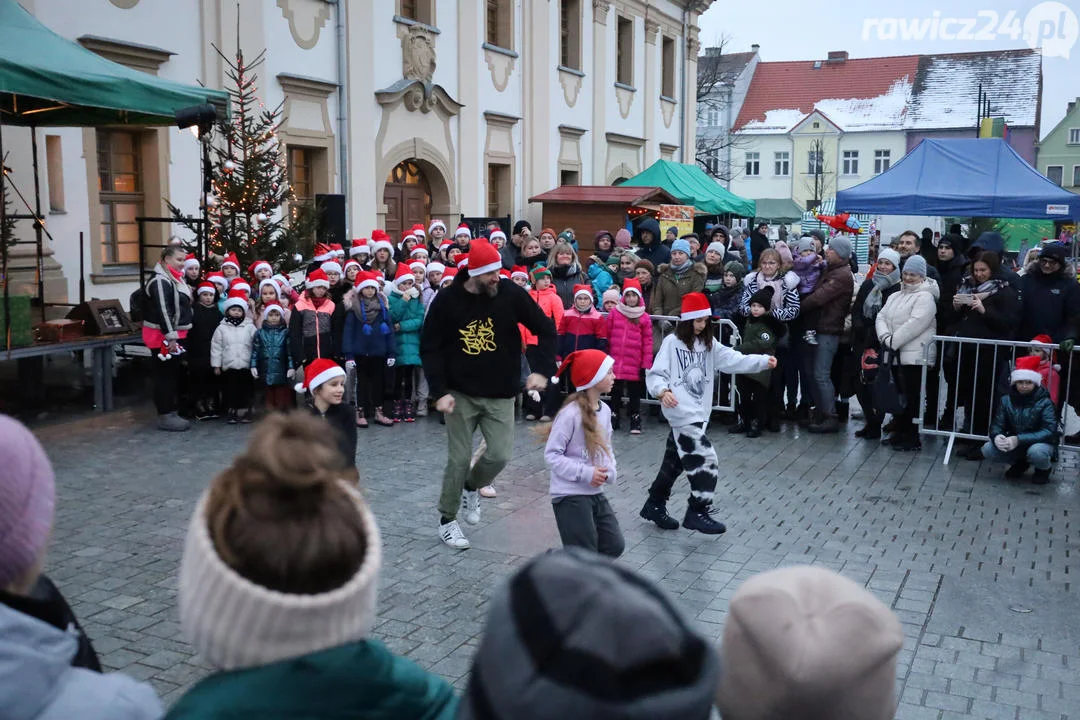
left=0, top=0, right=228, bottom=408
left=527, top=185, right=680, bottom=253
left=617, top=160, right=757, bottom=219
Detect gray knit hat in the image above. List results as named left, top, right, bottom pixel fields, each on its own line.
left=459, top=548, right=719, bottom=720
left=828, top=236, right=853, bottom=261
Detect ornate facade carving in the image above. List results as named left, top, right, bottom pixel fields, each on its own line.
left=615, top=85, right=634, bottom=118
left=276, top=0, right=331, bottom=50
left=558, top=69, right=583, bottom=108
left=644, top=19, right=660, bottom=45
left=484, top=47, right=516, bottom=93
left=592, top=0, right=612, bottom=25
left=660, top=97, right=676, bottom=128
left=403, top=24, right=437, bottom=83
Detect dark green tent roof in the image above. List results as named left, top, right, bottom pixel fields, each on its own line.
left=0, top=0, right=228, bottom=126
left=618, top=160, right=756, bottom=217
left=752, top=198, right=805, bottom=223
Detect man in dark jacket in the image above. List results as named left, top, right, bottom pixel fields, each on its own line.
left=929, top=234, right=969, bottom=427
left=897, top=230, right=941, bottom=281
left=634, top=217, right=670, bottom=270
left=749, top=222, right=772, bottom=269
left=422, top=240, right=557, bottom=550
left=1017, top=243, right=1078, bottom=342
left=801, top=236, right=855, bottom=433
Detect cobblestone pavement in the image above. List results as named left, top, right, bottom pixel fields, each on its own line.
left=32, top=405, right=1080, bottom=717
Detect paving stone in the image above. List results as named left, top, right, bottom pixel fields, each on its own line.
left=30, top=406, right=1080, bottom=716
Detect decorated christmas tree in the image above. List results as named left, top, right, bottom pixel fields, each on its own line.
left=1, top=155, right=15, bottom=249
left=169, top=45, right=316, bottom=274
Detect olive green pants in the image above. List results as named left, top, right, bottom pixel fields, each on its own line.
left=437, top=392, right=515, bottom=520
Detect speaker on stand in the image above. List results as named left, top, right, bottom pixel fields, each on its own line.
left=315, top=193, right=346, bottom=246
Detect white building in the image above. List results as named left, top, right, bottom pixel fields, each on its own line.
left=4, top=0, right=711, bottom=308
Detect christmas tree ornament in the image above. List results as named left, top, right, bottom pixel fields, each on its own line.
left=223, top=160, right=236, bottom=172
left=256, top=213, right=268, bottom=223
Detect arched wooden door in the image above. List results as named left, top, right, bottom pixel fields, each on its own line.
left=383, top=160, right=431, bottom=238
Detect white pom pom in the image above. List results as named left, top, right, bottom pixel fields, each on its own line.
left=293, top=253, right=303, bottom=263
left=223, top=160, right=236, bottom=171
left=256, top=213, right=268, bottom=223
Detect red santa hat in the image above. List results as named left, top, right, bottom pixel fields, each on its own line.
left=196, top=281, right=216, bottom=296
left=554, top=349, right=615, bottom=392
left=427, top=261, right=446, bottom=275
left=573, top=284, right=594, bottom=301
left=399, top=230, right=417, bottom=249
left=343, top=258, right=361, bottom=274
left=621, top=278, right=643, bottom=299
left=330, top=243, right=345, bottom=258
left=260, top=302, right=285, bottom=322
left=488, top=229, right=507, bottom=244
left=294, top=357, right=346, bottom=395
left=410, top=246, right=430, bottom=258
left=440, top=267, right=458, bottom=284
left=393, top=263, right=417, bottom=287
left=510, top=265, right=529, bottom=280
left=350, top=238, right=370, bottom=257
left=354, top=270, right=381, bottom=293
left=408, top=257, right=427, bottom=271
left=220, top=252, right=240, bottom=273
left=222, top=289, right=249, bottom=313
left=272, top=274, right=292, bottom=292
left=313, top=243, right=335, bottom=262
left=258, top=278, right=282, bottom=298
left=1011, top=355, right=1042, bottom=386
left=439, top=238, right=454, bottom=250
left=320, top=260, right=344, bottom=276
left=680, top=292, right=711, bottom=321
left=457, top=255, right=470, bottom=269
left=411, top=223, right=426, bottom=237
left=371, top=236, right=394, bottom=255
left=500, top=268, right=511, bottom=279
left=466, top=240, right=502, bottom=276
left=1031, top=334, right=1053, bottom=346
left=455, top=223, right=472, bottom=239
left=248, top=259, right=272, bottom=277
left=305, top=268, right=330, bottom=289
left=229, top=277, right=251, bottom=295
left=429, top=219, right=446, bottom=234
left=183, top=253, right=200, bottom=271
left=207, top=271, right=228, bottom=290
left=371, top=228, right=390, bottom=242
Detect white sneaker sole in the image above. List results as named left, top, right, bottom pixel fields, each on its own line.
left=439, top=531, right=470, bottom=549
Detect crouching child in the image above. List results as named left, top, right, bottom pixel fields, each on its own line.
left=981, top=355, right=1058, bottom=484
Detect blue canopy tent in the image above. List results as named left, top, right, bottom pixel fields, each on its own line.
left=836, top=138, right=1080, bottom=220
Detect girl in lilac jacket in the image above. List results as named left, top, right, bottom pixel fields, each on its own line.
left=541, top=350, right=625, bottom=558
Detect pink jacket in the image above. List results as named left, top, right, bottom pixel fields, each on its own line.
left=606, top=308, right=653, bottom=380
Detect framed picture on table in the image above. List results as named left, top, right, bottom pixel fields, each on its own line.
left=69, top=299, right=133, bottom=335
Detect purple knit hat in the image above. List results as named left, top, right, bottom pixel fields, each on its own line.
left=0, top=415, right=55, bottom=587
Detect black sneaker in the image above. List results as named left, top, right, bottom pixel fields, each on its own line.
left=1031, top=467, right=1051, bottom=485
left=239, top=408, right=253, bottom=424
left=1005, top=460, right=1030, bottom=479
left=746, top=420, right=762, bottom=438
left=682, top=505, right=727, bottom=535
left=226, top=409, right=238, bottom=425
left=629, top=413, right=642, bottom=435
left=611, top=413, right=621, bottom=431
left=639, top=499, right=679, bottom=530
left=855, top=426, right=882, bottom=440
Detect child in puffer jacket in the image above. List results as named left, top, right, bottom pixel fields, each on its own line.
left=792, top=237, right=825, bottom=344
left=388, top=265, right=425, bottom=422
left=525, top=266, right=565, bottom=421
left=289, top=269, right=343, bottom=369
left=980, top=355, right=1058, bottom=484
left=250, top=302, right=295, bottom=412
left=211, top=292, right=257, bottom=424
left=558, top=284, right=609, bottom=357
left=606, top=279, right=652, bottom=434
left=708, top=261, right=746, bottom=322
left=343, top=271, right=395, bottom=428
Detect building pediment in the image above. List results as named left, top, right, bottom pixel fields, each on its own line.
left=375, top=79, right=463, bottom=116
left=791, top=110, right=842, bottom=135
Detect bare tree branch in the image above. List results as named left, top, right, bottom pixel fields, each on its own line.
left=694, top=34, right=753, bottom=183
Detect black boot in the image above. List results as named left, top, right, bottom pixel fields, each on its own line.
left=611, top=411, right=621, bottom=431
left=728, top=419, right=747, bottom=434
left=795, top=403, right=813, bottom=426
left=405, top=401, right=416, bottom=423
left=1031, top=467, right=1051, bottom=484
left=855, top=425, right=882, bottom=440
left=682, top=500, right=727, bottom=535
left=639, top=498, right=679, bottom=530
left=836, top=401, right=850, bottom=423
left=1005, top=460, right=1030, bottom=479
left=629, top=413, right=642, bottom=435
left=226, top=408, right=238, bottom=425
left=746, top=419, right=762, bottom=438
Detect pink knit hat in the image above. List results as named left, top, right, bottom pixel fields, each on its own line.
left=715, top=565, right=904, bottom=720
left=0, top=415, right=56, bottom=587
left=614, top=228, right=632, bottom=249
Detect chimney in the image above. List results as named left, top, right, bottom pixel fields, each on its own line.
left=704, top=46, right=722, bottom=57
left=1070, top=98, right=1078, bottom=115
left=751, top=43, right=760, bottom=54
left=826, top=50, right=849, bottom=63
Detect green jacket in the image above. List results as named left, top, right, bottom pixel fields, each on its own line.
left=990, top=385, right=1058, bottom=446
left=388, top=292, right=425, bottom=366
left=164, top=639, right=458, bottom=720
left=736, top=316, right=784, bottom=386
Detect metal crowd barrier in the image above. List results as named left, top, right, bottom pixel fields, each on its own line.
left=919, top=335, right=1079, bottom=463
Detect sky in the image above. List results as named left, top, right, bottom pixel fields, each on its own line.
left=698, top=0, right=1079, bottom=138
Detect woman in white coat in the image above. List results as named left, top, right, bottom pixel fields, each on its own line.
left=875, top=255, right=938, bottom=451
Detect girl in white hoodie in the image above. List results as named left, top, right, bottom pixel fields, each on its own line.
left=640, top=292, right=774, bottom=535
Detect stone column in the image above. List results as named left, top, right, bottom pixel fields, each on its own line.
left=591, top=1, right=611, bottom=184
left=345, top=2, right=377, bottom=231
left=643, top=18, right=659, bottom=165
left=457, top=0, right=481, bottom=217
left=683, top=28, right=701, bottom=164
left=523, top=0, right=550, bottom=221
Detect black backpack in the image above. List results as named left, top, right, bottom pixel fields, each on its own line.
left=128, top=285, right=147, bottom=323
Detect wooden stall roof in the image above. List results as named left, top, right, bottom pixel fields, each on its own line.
left=528, top=185, right=680, bottom=206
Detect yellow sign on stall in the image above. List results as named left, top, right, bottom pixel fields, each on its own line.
left=658, top=204, right=696, bottom=237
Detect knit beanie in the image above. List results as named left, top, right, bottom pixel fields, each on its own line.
left=715, top=565, right=904, bottom=720
left=748, top=285, right=775, bottom=309
left=601, top=287, right=621, bottom=306
left=614, top=228, right=632, bottom=249
left=0, top=415, right=55, bottom=588
left=724, top=260, right=747, bottom=281
left=706, top=242, right=727, bottom=257
left=775, top=241, right=793, bottom=267
left=459, top=548, right=719, bottom=720
left=904, top=254, right=928, bottom=277
left=795, top=237, right=816, bottom=254
left=828, top=235, right=853, bottom=260
left=178, top=482, right=382, bottom=671
left=671, top=239, right=692, bottom=256
left=876, top=248, right=901, bottom=270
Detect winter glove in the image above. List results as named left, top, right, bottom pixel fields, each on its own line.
left=993, top=434, right=1010, bottom=452
left=251, top=368, right=259, bottom=379
left=346, top=359, right=356, bottom=372
left=1059, top=339, right=1075, bottom=355
left=1002, top=436, right=1019, bottom=451
left=286, top=368, right=295, bottom=379
left=527, top=390, right=541, bottom=403
left=386, top=357, right=396, bottom=367
left=860, top=348, right=880, bottom=371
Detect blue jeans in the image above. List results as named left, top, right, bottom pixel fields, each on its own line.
left=813, top=333, right=840, bottom=416
left=980, top=442, right=1054, bottom=470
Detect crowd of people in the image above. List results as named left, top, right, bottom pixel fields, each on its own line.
left=1, top=411, right=907, bottom=720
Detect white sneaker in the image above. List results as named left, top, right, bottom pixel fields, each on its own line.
left=460, top=490, right=481, bottom=525
left=439, top=519, right=470, bottom=549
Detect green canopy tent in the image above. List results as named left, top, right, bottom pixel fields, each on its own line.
left=751, top=198, right=805, bottom=223
left=0, top=0, right=229, bottom=331
left=618, top=160, right=756, bottom=217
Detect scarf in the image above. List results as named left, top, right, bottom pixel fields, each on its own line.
left=862, top=268, right=899, bottom=319
left=360, top=295, right=382, bottom=324
left=309, top=294, right=329, bottom=309
left=615, top=301, right=646, bottom=320
left=168, top=265, right=184, bottom=281
left=224, top=315, right=245, bottom=327
left=752, top=271, right=785, bottom=311
left=669, top=258, right=693, bottom=274
left=956, top=277, right=1006, bottom=301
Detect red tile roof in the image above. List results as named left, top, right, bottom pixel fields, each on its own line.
left=528, top=186, right=680, bottom=205
left=734, top=54, right=921, bottom=131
